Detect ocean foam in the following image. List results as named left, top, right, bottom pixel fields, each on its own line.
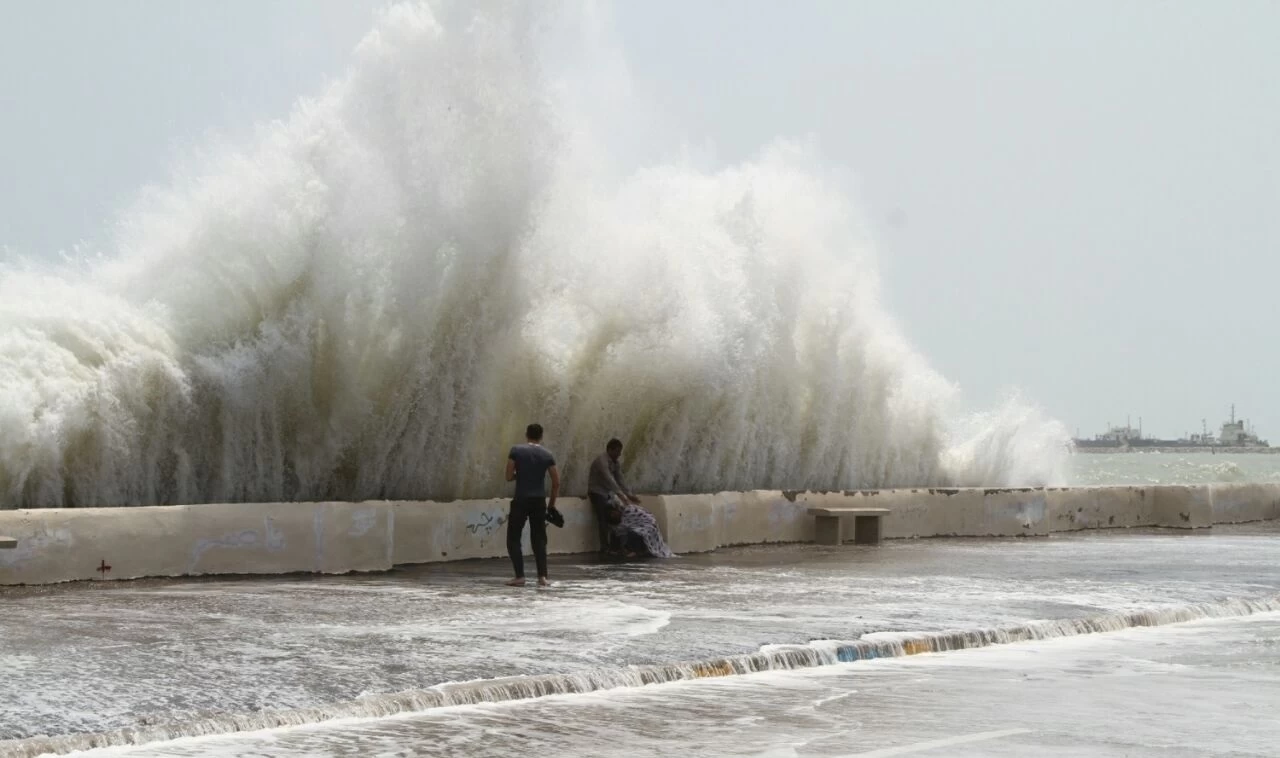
left=0, top=2, right=1067, bottom=508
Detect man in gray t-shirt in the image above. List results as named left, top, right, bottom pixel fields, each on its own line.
left=588, top=438, right=641, bottom=553
left=504, top=423, right=560, bottom=586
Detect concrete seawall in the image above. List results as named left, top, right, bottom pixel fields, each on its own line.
left=2, top=484, right=1278, bottom=586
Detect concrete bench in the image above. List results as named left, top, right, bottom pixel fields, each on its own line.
left=807, top=507, right=890, bottom=546
left=0, top=536, right=15, bottom=549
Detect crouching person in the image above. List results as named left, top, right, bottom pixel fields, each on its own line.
left=588, top=438, right=673, bottom=558
left=588, top=438, right=636, bottom=554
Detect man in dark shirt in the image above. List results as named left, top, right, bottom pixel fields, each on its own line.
left=588, top=438, right=641, bottom=553
left=505, top=423, right=560, bottom=586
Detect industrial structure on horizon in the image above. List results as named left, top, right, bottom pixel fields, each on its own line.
left=1073, top=405, right=1270, bottom=450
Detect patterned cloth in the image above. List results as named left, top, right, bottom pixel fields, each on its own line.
left=608, top=495, right=675, bottom=558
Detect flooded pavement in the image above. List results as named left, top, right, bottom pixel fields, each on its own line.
left=3, top=523, right=1279, bottom=756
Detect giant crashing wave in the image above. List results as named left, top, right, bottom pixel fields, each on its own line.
left=0, top=2, right=1068, bottom=508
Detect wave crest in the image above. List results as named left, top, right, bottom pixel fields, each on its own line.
left=0, top=2, right=1066, bottom=507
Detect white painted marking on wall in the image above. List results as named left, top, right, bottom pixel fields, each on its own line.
left=385, top=506, right=395, bottom=564
left=350, top=507, right=378, bottom=536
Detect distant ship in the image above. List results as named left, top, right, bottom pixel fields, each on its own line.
left=1073, top=405, right=1270, bottom=451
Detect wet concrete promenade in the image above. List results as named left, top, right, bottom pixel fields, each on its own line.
left=3, top=524, right=1279, bottom=756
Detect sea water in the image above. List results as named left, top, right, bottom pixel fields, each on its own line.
left=1070, top=451, right=1280, bottom=485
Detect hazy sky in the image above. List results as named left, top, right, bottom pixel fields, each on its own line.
left=1, top=0, right=1276, bottom=440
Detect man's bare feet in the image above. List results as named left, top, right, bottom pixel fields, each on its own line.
left=537, top=577, right=550, bottom=587
left=506, top=578, right=526, bottom=587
